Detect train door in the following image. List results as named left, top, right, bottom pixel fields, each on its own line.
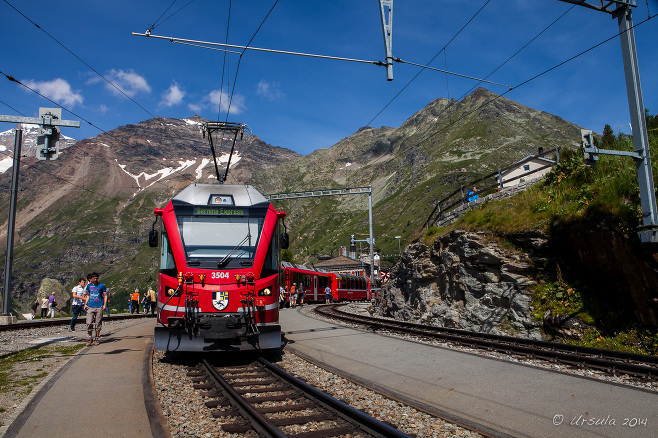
left=313, top=275, right=318, bottom=301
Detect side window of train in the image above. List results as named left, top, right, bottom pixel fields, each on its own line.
left=262, top=231, right=279, bottom=276
left=160, top=232, right=176, bottom=271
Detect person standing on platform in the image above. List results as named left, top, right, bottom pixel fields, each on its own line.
left=105, top=288, right=111, bottom=317
left=298, top=283, right=305, bottom=305
left=31, top=299, right=39, bottom=317
left=84, top=272, right=107, bottom=346
left=131, top=289, right=140, bottom=314
left=47, top=292, right=57, bottom=318
left=147, top=287, right=156, bottom=314
left=325, top=285, right=332, bottom=304
left=40, top=296, right=49, bottom=318
left=291, top=283, right=297, bottom=308
left=70, top=277, right=86, bottom=331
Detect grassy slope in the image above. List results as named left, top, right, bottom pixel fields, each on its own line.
left=425, top=114, right=658, bottom=354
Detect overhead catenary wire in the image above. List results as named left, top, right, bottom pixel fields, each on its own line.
left=365, top=0, right=493, bottom=128
left=396, top=12, right=658, bottom=161
left=2, top=0, right=157, bottom=120
left=148, top=0, right=198, bottom=33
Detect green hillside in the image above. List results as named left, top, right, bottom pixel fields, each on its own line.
left=425, top=111, right=658, bottom=354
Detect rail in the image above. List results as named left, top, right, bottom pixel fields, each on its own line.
left=316, top=304, right=658, bottom=381
left=196, top=358, right=413, bottom=438
left=0, top=313, right=154, bottom=332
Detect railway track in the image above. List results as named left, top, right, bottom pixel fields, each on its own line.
left=0, top=313, right=154, bottom=332
left=189, top=357, right=413, bottom=438
left=316, top=304, right=658, bottom=382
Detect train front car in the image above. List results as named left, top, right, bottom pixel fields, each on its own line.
left=150, top=184, right=286, bottom=352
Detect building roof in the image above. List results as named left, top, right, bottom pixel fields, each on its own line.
left=500, top=155, right=556, bottom=176
left=313, top=255, right=365, bottom=271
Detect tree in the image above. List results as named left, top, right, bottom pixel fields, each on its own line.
left=602, top=124, right=615, bottom=149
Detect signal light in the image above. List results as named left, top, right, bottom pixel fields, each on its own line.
left=255, top=299, right=265, bottom=308
left=246, top=273, right=255, bottom=283
left=177, top=272, right=183, bottom=286
left=199, top=274, right=206, bottom=285
left=235, top=274, right=242, bottom=284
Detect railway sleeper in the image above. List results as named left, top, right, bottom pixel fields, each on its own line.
left=219, top=422, right=253, bottom=433
left=286, top=425, right=356, bottom=438
left=205, top=399, right=231, bottom=408
left=269, top=413, right=335, bottom=427
left=193, top=383, right=216, bottom=390
left=256, top=402, right=315, bottom=413
left=229, top=378, right=279, bottom=386
left=244, top=392, right=297, bottom=403
left=222, top=371, right=271, bottom=379
left=238, top=385, right=289, bottom=394
left=211, top=408, right=240, bottom=418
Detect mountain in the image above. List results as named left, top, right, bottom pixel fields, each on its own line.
left=0, top=123, right=78, bottom=173
left=250, top=87, right=583, bottom=262
left=0, top=115, right=299, bottom=311
left=0, top=89, right=585, bottom=314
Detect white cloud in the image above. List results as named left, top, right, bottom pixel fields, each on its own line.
left=161, top=82, right=185, bottom=107
left=188, top=103, right=202, bottom=113
left=103, top=69, right=151, bottom=97
left=23, top=78, right=83, bottom=107
left=257, top=80, right=284, bottom=101
left=99, top=104, right=108, bottom=115
left=203, top=89, right=246, bottom=114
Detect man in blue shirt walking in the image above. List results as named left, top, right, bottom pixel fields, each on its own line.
left=84, top=272, right=107, bottom=346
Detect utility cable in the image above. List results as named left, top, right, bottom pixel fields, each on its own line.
left=0, top=99, right=27, bottom=117
left=224, top=0, right=279, bottom=122
left=149, top=0, right=196, bottom=32
left=2, top=0, right=156, bottom=119
left=217, top=0, right=232, bottom=122
left=410, top=13, right=658, bottom=154
left=393, top=3, right=576, bottom=156
left=365, top=0, right=492, bottom=127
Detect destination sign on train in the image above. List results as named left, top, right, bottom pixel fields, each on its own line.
left=193, top=207, right=244, bottom=216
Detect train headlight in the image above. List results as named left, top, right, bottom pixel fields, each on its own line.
left=258, top=288, right=272, bottom=296
left=166, top=287, right=176, bottom=296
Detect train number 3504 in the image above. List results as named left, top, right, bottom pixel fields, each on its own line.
left=211, top=272, right=230, bottom=279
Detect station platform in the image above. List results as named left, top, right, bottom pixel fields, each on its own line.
left=3, top=319, right=166, bottom=438
left=280, top=306, right=658, bottom=438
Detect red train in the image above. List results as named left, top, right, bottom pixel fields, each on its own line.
left=282, top=262, right=371, bottom=303
left=149, top=184, right=287, bottom=352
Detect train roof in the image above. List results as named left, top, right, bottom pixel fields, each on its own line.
left=282, top=262, right=329, bottom=274
left=173, top=184, right=269, bottom=207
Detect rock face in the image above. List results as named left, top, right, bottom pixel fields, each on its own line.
left=377, top=230, right=543, bottom=339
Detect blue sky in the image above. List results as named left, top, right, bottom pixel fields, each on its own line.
left=1, top=0, right=657, bottom=155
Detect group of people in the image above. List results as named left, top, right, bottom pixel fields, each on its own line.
left=279, top=283, right=305, bottom=309
left=278, top=283, right=333, bottom=308
left=31, top=293, right=58, bottom=319
left=129, top=287, right=156, bottom=314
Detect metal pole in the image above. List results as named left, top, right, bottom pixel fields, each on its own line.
left=3, top=129, right=22, bottom=316
left=616, top=5, right=658, bottom=241
left=368, top=186, right=375, bottom=289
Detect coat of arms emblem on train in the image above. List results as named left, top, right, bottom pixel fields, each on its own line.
left=212, top=291, right=229, bottom=311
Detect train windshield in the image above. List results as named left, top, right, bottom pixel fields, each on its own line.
left=177, top=215, right=264, bottom=266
